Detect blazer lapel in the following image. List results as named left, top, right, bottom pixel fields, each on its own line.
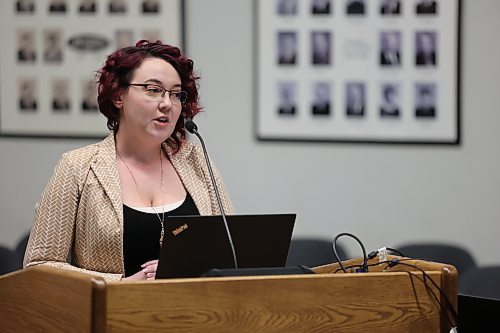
left=168, top=142, right=212, bottom=215
left=91, top=134, right=123, bottom=222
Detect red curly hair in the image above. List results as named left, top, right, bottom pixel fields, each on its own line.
left=97, top=40, right=201, bottom=154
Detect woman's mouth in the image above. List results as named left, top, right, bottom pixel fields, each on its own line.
left=154, top=117, right=169, bottom=124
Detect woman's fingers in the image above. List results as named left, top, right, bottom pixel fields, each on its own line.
left=141, top=259, right=159, bottom=268
left=141, top=260, right=158, bottom=280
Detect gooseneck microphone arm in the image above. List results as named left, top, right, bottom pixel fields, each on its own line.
left=185, top=120, right=238, bottom=269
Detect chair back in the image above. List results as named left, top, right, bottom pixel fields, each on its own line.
left=396, top=242, right=476, bottom=277
left=459, top=266, right=500, bottom=300
left=15, top=233, right=30, bottom=267
left=0, top=246, right=20, bottom=275
left=286, top=238, right=349, bottom=267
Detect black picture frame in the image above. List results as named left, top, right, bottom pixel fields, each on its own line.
left=255, top=0, right=461, bottom=145
left=0, top=0, right=185, bottom=139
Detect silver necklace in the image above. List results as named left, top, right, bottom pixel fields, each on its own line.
left=117, top=148, right=166, bottom=246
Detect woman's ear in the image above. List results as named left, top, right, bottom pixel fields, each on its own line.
left=112, top=92, right=124, bottom=109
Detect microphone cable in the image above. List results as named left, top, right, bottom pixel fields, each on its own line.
left=333, top=258, right=458, bottom=330
left=332, top=232, right=368, bottom=273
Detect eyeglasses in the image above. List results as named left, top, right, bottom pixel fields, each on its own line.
left=126, top=83, right=187, bottom=104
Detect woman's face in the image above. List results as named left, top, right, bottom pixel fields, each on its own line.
left=115, top=57, right=183, bottom=144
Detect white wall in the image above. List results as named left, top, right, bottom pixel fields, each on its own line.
left=1, top=0, right=499, bottom=265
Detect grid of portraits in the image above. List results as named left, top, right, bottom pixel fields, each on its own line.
left=257, top=0, right=459, bottom=143
left=1, top=0, right=183, bottom=137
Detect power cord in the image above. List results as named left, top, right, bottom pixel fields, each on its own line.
left=384, top=259, right=458, bottom=329
left=333, top=258, right=458, bottom=330
left=367, top=247, right=406, bottom=260
left=332, top=232, right=368, bottom=273
left=333, top=258, right=415, bottom=274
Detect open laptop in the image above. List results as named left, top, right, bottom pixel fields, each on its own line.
left=155, top=214, right=296, bottom=279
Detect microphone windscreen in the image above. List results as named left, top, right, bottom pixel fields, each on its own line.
left=185, top=120, right=198, bottom=133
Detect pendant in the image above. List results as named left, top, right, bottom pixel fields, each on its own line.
left=159, top=228, right=164, bottom=247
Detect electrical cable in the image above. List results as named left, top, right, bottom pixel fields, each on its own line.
left=333, top=257, right=457, bottom=329
left=383, top=259, right=458, bottom=328
left=386, top=247, right=406, bottom=257
left=390, top=269, right=457, bottom=330
left=367, top=247, right=406, bottom=260
left=333, top=258, right=415, bottom=274
left=332, top=232, right=368, bottom=273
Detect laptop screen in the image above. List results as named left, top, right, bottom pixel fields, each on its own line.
left=155, top=214, right=296, bottom=279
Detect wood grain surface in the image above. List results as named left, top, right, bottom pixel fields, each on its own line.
left=0, top=258, right=457, bottom=333
left=106, top=271, right=443, bottom=333
left=0, top=266, right=97, bottom=333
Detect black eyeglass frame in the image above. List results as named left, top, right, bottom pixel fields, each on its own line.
left=126, top=83, right=187, bottom=104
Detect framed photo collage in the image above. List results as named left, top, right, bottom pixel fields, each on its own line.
left=0, top=0, right=184, bottom=138
left=256, top=0, right=461, bottom=144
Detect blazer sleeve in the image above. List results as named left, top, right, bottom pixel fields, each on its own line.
left=24, top=153, right=123, bottom=282
left=212, top=163, right=235, bottom=215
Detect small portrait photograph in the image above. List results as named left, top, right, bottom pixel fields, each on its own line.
left=415, top=83, right=437, bottom=118
left=346, top=0, right=365, bottom=15
left=415, top=31, right=437, bottom=66
left=48, top=0, right=67, bottom=13
left=311, top=0, right=331, bottom=15
left=115, top=30, right=134, bottom=49
left=277, top=82, right=297, bottom=115
left=277, top=31, right=298, bottom=65
left=43, top=30, right=63, bottom=64
left=81, top=79, right=98, bottom=112
left=79, top=0, right=96, bottom=13
left=108, top=0, right=127, bottom=13
left=18, top=79, right=38, bottom=112
left=416, top=0, right=437, bottom=15
left=311, top=82, right=332, bottom=116
left=142, top=30, right=162, bottom=43
left=276, top=0, right=298, bottom=15
left=17, top=30, right=36, bottom=63
left=380, top=31, right=401, bottom=67
left=52, top=79, right=71, bottom=112
left=380, top=83, right=400, bottom=118
left=346, top=82, right=366, bottom=117
left=311, top=31, right=331, bottom=65
left=142, top=0, right=160, bottom=14
left=380, top=0, right=400, bottom=15
left=16, top=0, right=35, bottom=13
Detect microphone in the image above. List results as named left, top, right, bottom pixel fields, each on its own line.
left=185, top=120, right=238, bottom=269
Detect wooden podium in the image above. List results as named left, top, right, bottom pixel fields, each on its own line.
left=0, top=257, right=457, bottom=333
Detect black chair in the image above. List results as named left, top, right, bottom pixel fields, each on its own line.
left=286, top=238, right=349, bottom=267
left=459, top=266, right=500, bottom=300
left=0, top=246, right=19, bottom=275
left=15, top=232, right=30, bottom=268
left=395, top=243, right=477, bottom=279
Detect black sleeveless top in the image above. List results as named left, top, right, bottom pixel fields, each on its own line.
left=123, top=193, right=200, bottom=277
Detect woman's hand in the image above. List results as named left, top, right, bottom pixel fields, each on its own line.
left=121, top=259, right=159, bottom=281
left=141, top=259, right=159, bottom=280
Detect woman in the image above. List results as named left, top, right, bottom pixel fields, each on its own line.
left=24, top=40, right=234, bottom=281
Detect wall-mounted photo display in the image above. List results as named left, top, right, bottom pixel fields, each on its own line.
left=311, top=0, right=331, bottom=15
left=0, top=0, right=184, bottom=138
left=311, top=81, right=332, bottom=116
left=380, top=0, right=401, bottom=16
left=256, top=0, right=461, bottom=144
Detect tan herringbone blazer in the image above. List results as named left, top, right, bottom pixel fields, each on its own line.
left=24, top=134, right=234, bottom=281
